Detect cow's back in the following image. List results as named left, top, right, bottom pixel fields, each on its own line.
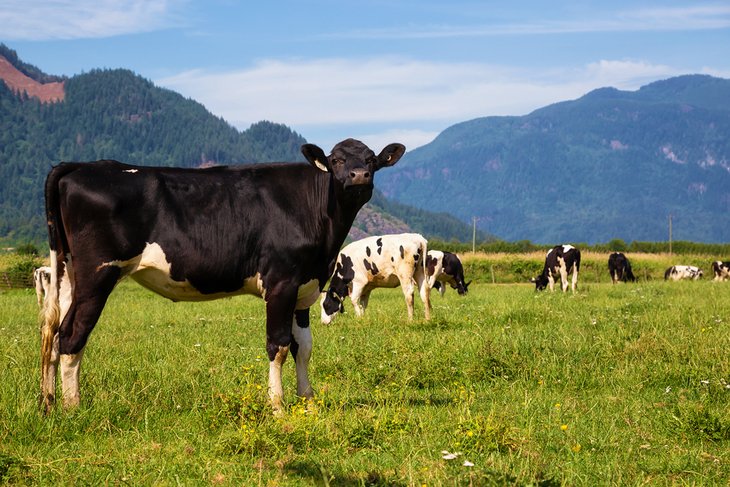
left=342, top=233, right=426, bottom=287
left=48, top=160, right=335, bottom=297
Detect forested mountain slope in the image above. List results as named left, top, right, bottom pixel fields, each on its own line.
left=0, top=45, right=483, bottom=245
left=379, top=75, right=730, bottom=243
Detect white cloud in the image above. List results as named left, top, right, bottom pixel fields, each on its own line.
left=319, top=5, right=730, bottom=40
left=158, top=57, right=684, bottom=135
left=0, top=0, right=184, bottom=40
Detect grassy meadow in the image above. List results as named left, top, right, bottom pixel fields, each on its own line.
left=1, top=256, right=729, bottom=485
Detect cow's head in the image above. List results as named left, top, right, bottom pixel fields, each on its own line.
left=320, top=253, right=355, bottom=325
left=302, top=138, right=405, bottom=205
left=531, top=274, right=549, bottom=291
left=455, top=279, right=471, bottom=295
left=443, top=252, right=470, bottom=295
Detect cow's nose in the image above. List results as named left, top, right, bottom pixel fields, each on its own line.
left=349, top=168, right=371, bottom=185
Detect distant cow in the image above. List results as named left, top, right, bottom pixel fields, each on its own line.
left=426, top=250, right=470, bottom=296
left=320, top=233, right=431, bottom=324
left=532, top=245, right=581, bottom=292
left=33, top=266, right=52, bottom=308
left=711, top=261, right=730, bottom=281
left=39, top=138, right=404, bottom=415
left=664, top=265, right=703, bottom=281
left=608, top=252, right=636, bottom=283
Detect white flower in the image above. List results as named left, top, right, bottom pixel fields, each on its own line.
left=441, top=450, right=461, bottom=460
left=664, top=386, right=671, bottom=394
left=700, top=380, right=710, bottom=385
left=463, top=460, right=474, bottom=467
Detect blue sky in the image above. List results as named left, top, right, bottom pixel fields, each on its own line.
left=2, top=0, right=729, bottom=153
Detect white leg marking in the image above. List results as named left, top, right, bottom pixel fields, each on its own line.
left=350, top=283, right=366, bottom=317
left=558, top=260, right=569, bottom=292
left=402, top=279, right=415, bottom=320
left=571, top=266, right=579, bottom=293
left=60, top=349, right=85, bottom=408
left=292, top=320, right=313, bottom=399
left=268, top=345, right=289, bottom=415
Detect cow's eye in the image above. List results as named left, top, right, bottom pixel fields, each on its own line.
left=332, top=158, right=344, bottom=165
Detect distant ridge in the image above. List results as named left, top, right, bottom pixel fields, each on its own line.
left=379, top=75, right=730, bottom=243
left=0, top=44, right=482, bottom=245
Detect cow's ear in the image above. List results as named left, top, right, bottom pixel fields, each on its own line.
left=301, top=144, right=331, bottom=172
left=375, top=143, right=405, bottom=169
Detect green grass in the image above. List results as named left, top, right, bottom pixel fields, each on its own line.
left=1, top=279, right=729, bottom=485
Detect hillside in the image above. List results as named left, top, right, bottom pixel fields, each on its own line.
left=379, top=75, right=730, bottom=243
left=0, top=45, right=481, bottom=245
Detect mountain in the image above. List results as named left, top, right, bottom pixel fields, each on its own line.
left=379, top=75, right=730, bottom=243
left=0, top=45, right=482, bottom=245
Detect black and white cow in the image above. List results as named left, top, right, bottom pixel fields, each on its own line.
left=531, top=244, right=581, bottom=292
left=39, top=138, right=404, bottom=415
left=426, top=250, right=470, bottom=296
left=34, top=266, right=52, bottom=308
left=712, top=261, right=730, bottom=281
left=320, top=233, right=431, bottom=324
left=664, top=265, right=703, bottom=281
left=607, top=252, right=636, bottom=284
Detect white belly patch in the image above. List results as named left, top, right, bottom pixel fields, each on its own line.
left=99, top=242, right=266, bottom=302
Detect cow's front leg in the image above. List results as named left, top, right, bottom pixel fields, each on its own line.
left=350, top=282, right=366, bottom=317
left=291, top=309, right=314, bottom=400
left=265, top=284, right=298, bottom=415
left=559, top=262, right=569, bottom=292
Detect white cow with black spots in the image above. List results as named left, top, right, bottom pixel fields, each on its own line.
left=712, top=261, right=730, bottom=281
left=664, top=265, right=703, bottom=281
left=531, top=244, right=581, bottom=293
left=320, top=233, right=431, bottom=324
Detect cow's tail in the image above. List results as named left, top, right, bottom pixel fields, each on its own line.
left=664, top=266, right=673, bottom=280
left=39, top=163, right=75, bottom=410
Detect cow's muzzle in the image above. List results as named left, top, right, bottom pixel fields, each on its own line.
left=348, top=168, right=372, bottom=186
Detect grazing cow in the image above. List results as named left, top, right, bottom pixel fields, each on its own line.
left=607, top=252, right=636, bottom=283
left=33, top=266, right=52, bottom=308
left=664, top=265, right=703, bottom=281
left=320, top=233, right=431, bottom=325
left=39, top=138, right=405, bottom=415
left=531, top=244, right=581, bottom=292
left=426, top=250, right=470, bottom=296
left=712, top=261, right=730, bottom=281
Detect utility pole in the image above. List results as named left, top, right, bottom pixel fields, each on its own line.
left=472, top=217, right=478, bottom=254
left=668, top=214, right=673, bottom=255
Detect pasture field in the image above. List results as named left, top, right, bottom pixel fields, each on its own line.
left=1, top=278, right=729, bottom=485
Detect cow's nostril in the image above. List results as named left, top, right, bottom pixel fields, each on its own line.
left=364, top=172, right=371, bottom=178
left=350, top=172, right=357, bottom=178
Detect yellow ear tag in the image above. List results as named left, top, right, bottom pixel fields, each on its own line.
left=314, top=159, right=329, bottom=172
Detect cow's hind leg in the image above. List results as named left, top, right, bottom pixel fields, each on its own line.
left=265, top=283, right=298, bottom=415
left=571, top=265, right=579, bottom=293
left=401, top=278, right=415, bottom=320
left=40, top=254, right=72, bottom=414
left=58, top=267, right=119, bottom=409
left=290, top=309, right=314, bottom=400
left=414, top=268, right=432, bottom=320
